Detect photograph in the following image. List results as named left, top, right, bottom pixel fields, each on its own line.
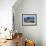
left=22, top=14, right=37, bottom=26
left=0, top=0, right=45, bottom=46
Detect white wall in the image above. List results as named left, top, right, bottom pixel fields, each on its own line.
left=41, top=0, right=46, bottom=46
left=0, top=0, right=16, bottom=30
left=13, top=0, right=41, bottom=46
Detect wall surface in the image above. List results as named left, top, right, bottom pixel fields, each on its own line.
left=0, top=0, right=16, bottom=30
left=0, top=0, right=17, bottom=38
left=41, top=0, right=46, bottom=46
left=13, top=0, right=41, bottom=46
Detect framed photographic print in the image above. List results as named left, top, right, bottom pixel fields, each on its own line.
left=22, top=14, right=37, bottom=26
